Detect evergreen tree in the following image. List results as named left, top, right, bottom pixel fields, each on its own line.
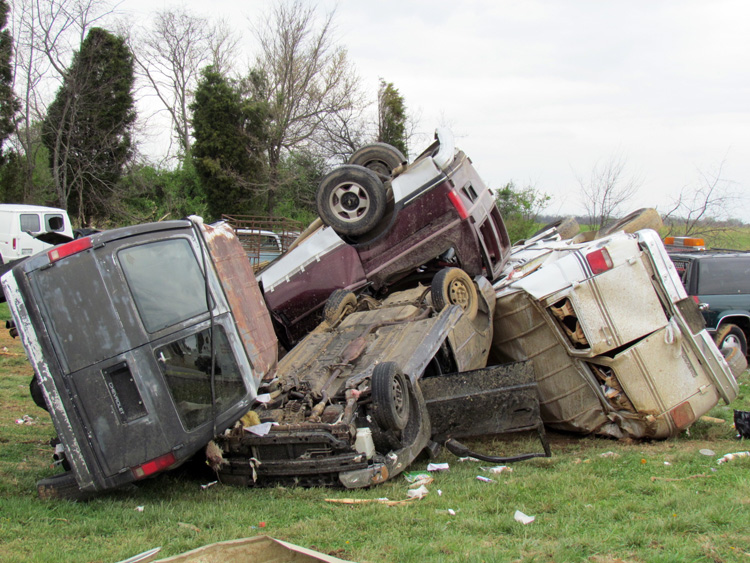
left=377, top=79, right=408, bottom=158
left=42, top=28, right=135, bottom=224
left=0, top=0, right=19, bottom=166
left=191, top=66, right=267, bottom=220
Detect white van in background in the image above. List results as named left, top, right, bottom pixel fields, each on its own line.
left=0, top=204, right=74, bottom=263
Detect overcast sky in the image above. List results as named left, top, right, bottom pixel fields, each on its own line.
left=121, top=0, right=750, bottom=222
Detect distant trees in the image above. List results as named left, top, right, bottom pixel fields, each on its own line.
left=250, top=1, right=363, bottom=215
left=134, top=8, right=238, bottom=158
left=495, top=181, right=550, bottom=242
left=662, top=162, right=742, bottom=243
left=576, top=155, right=641, bottom=232
left=191, top=66, right=267, bottom=220
left=0, top=0, right=18, bottom=165
left=42, top=27, right=135, bottom=224
left=377, top=79, right=408, bottom=158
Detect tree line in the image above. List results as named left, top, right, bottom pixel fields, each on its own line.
left=0, top=0, right=411, bottom=228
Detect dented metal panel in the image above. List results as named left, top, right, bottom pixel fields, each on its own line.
left=200, top=221, right=277, bottom=385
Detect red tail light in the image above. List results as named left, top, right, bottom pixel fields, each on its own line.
left=586, top=248, right=613, bottom=274
left=131, top=452, right=177, bottom=479
left=12, top=238, right=16, bottom=250
left=48, top=237, right=92, bottom=263
left=691, top=295, right=700, bottom=304
left=447, top=189, right=470, bottom=220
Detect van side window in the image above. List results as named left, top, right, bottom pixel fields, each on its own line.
left=45, top=214, right=65, bottom=232
left=20, top=214, right=41, bottom=233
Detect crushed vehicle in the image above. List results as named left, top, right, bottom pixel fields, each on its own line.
left=2, top=218, right=278, bottom=498
left=258, top=129, right=511, bottom=347
left=490, top=226, right=739, bottom=439
left=2, top=215, right=544, bottom=498
left=216, top=270, right=548, bottom=488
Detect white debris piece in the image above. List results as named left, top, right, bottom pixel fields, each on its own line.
left=514, top=510, right=535, bottom=525
left=717, top=451, right=750, bottom=464
left=406, top=485, right=429, bottom=499
left=427, top=462, right=449, bottom=472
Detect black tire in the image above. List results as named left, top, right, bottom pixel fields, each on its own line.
left=322, top=289, right=357, bottom=325
left=370, top=362, right=410, bottom=431
left=29, top=376, right=48, bottom=411
left=431, top=267, right=479, bottom=321
left=316, top=165, right=387, bottom=237
left=715, top=323, right=748, bottom=357
left=37, top=471, right=89, bottom=501
left=533, top=217, right=580, bottom=240
left=599, top=208, right=662, bottom=237
left=348, top=142, right=406, bottom=179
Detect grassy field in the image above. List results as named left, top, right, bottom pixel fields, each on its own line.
left=1, top=299, right=750, bottom=563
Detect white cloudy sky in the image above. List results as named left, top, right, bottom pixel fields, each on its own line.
left=120, top=0, right=750, bottom=221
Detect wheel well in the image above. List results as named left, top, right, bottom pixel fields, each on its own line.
left=718, top=316, right=750, bottom=341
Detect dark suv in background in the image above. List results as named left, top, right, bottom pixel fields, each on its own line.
left=669, top=251, right=750, bottom=357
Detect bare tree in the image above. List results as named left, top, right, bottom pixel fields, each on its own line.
left=662, top=161, right=742, bottom=242
left=133, top=8, right=238, bottom=158
left=576, top=154, right=641, bottom=231
left=251, top=0, right=364, bottom=215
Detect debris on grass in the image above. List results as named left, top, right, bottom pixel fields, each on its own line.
left=15, top=415, right=35, bottom=425
left=200, top=480, right=218, bottom=490
left=699, top=415, right=725, bottom=424
left=324, top=498, right=415, bottom=506
left=404, top=472, right=433, bottom=487
left=599, top=451, right=620, bottom=459
left=514, top=510, right=535, bottom=524
left=480, top=465, right=513, bottom=474
left=476, top=475, right=494, bottom=483
left=427, top=462, right=449, bottom=472
left=178, top=522, right=201, bottom=533
left=717, top=451, right=750, bottom=464
left=699, top=448, right=715, bottom=456
left=135, top=506, right=144, bottom=512
left=406, top=485, right=429, bottom=499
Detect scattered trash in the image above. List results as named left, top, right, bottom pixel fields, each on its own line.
left=427, top=462, right=449, bottom=472
left=259, top=522, right=266, bottom=528
left=243, top=422, right=277, bottom=437
left=734, top=410, right=750, bottom=438
left=437, top=489, right=442, bottom=496
left=599, top=451, right=620, bottom=459
left=664, top=462, right=671, bottom=466
left=476, top=475, right=494, bottom=483
left=640, top=458, right=647, bottom=464
left=514, top=510, right=535, bottom=525
left=178, top=522, right=200, bottom=533
left=699, top=415, right=725, bottom=425
left=457, top=457, right=481, bottom=463
left=406, top=485, right=430, bottom=499
left=699, top=448, right=715, bottom=456
left=135, top=506, right=144, bottom=512
left=448, top=509, right=456, bottom=516
left=480, top=465, right=513, bottom=474
left=403, top=472, right=433, bottom=487
left=717, top=451, right=750, bottom=464
left=201, top=480, right=218, bottom=490
left=14, top=415, right=35, bottom=425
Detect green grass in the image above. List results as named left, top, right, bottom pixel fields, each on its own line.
left=1, top=302, right=750, bottom=562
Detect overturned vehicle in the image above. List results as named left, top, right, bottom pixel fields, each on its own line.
left=491, top=226, right=739, bottom=439
left=2, top=215, right=544, bottom=498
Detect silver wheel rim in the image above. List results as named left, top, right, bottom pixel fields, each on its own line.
left=329, top=181, right=370, bottom=223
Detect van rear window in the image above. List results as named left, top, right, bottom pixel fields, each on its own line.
left=698, top=258, right=750, bottom=295
left=20, top=214, right=41, bottom=232
left=119, top=239, right=210, bottom=332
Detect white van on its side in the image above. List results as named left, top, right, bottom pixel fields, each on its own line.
left=0, top=204, right=74, bottom=263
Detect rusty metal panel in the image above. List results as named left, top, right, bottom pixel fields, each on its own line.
left=201, top=221, right=277, bottom=384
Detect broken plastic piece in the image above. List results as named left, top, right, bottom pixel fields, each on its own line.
left=406, top=485, right=429, bottom=499
left=427, top=462, right=449, bottom=472
left=514, top=510, right=535, bottom=524
left=476, top=475, right=494, bottom=483
left=480, top=465, right=513, bottom=474
left=717, top=451, right=750, bottom=464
